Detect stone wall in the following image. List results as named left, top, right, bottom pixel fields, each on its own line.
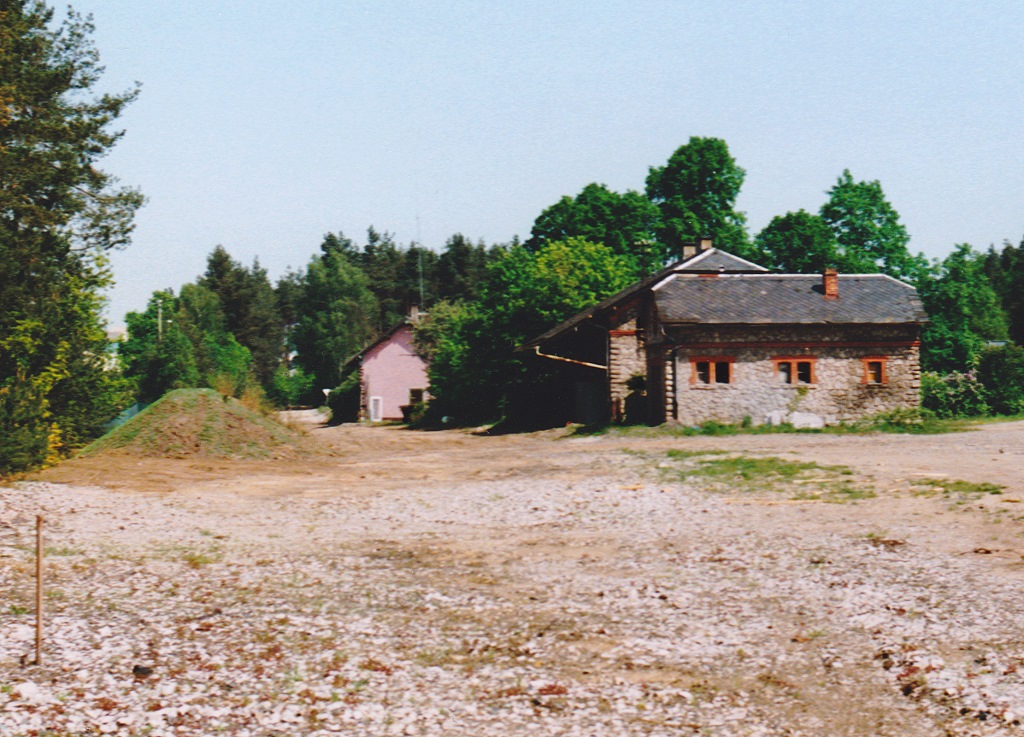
left=608, top=318, right=646, bottom=419
left=661, top=325, right=921, bottom=426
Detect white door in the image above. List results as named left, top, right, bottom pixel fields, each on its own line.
left=369, top=396, right=383, bottom=422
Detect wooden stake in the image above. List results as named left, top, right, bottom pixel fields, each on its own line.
left=35, top=515, right=43, bottom=666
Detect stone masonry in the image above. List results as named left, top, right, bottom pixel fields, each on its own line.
left=608, top=318, right=645, bottom=415
left=656, top=325, right=921, bottom=426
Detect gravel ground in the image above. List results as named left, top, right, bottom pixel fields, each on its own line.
left=4, top=426, right=1024, bottom=735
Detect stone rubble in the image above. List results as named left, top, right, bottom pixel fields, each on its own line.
left=2, top=456, right=1024, bottom=735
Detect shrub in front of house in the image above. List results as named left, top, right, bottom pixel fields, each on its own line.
left=977, top=344, right=1024, bottom=416
left=326, top=373, right=361, bottom=424
left=921, top=370, right=990, bottom=418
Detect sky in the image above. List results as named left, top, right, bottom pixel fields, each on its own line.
left=62, top=0, right=1024, bottom=324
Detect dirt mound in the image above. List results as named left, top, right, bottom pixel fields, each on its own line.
left=81, top=389, right=314, bottom=460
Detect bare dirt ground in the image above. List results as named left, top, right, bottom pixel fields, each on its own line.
left=3, top=417, right=1024, bottom=736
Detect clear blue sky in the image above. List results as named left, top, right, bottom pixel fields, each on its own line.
left=68, top=1, right=1024, bottom=323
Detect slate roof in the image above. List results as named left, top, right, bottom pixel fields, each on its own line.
left=675, top=249, right=769, bottom=273
left=520, top=248, right=927, bottom=351
left=654, top=274, right=927, bottom=324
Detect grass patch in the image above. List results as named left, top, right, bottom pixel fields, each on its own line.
left=685, top=456, right=826, bottom=481
left=830, top=408, right=973, bottom=435
left=911, top=478, right=1005, bottom=497
left=665, top=449, right=727, bottom=460
left=571, top=420, right=812, bottom=439
left=182, top=549, right=223, bottom=568
left=571, top=408, right=975, bottom=438
left=44, top=546, right=81, bottom=556
left=657, top=451, right=872, bottom=501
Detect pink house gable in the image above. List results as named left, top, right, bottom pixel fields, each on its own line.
left=360, top=323, right=429, bottom=421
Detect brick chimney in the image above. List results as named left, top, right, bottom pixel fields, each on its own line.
left=823, top=268, right=839, bottom=300
left=681, top=236, right=712, bottom=261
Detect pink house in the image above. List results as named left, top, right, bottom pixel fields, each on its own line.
left=351, top=318, right=430, bottom=422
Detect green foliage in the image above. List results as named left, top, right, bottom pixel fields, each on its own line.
left=0, top=2, right=142, bottom=472
left=358, top=228, right=409, bottom=332
left=122, top=282, right=259, bottom=404
left=753, top=210, right=839, bottom=273
left=982, top=239, right=1024, bottom=347
left=121, top=292, right=200, bottom=402
left=977, top=344, right=1024, bottom=415
left=528, top=183, right=665, bottom=273
left=268, top=363, right=315, bottom=408
left=422, top=239, right=636, bottom=425
left=203, top=333, right=252, bottom=397
left=176, top=283, right=253, bottom=393
left=819, top=170, right=925, bottom=280
left=198, top=247, right=283, bottom=388
left=288, top=237, right=378, bottom=392
left=921, top=370, right=990, bottom=418
left=435, top=234, right=492, bottom=303
left=918, top=244, right=1009, bottom=372
left=532, top=238, right=639, bottom=321
left=646, top=137, right=751, bottom=257
left=0, top=365, right=57, bottom=475
left=326, top=372, right=361, bottom=425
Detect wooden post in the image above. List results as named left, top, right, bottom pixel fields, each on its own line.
left=35, top=515, right=43, bottom=666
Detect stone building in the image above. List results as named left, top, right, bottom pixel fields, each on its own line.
left=521, top=242, right=927, bottom=427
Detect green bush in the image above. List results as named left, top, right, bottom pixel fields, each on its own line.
left=921, top=370, right=990, bottom=418
left=326, top=372, right=361, bottom=424
left=977, top=344, right=1024, bottom=416
left=0, top=378, right=53, bottom=475
left=268, top=364, right=315, bottom=408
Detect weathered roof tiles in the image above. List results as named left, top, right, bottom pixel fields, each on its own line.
left=654, top=273, right=927, bottom=325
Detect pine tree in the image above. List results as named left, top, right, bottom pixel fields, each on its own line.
left=0, top=2, right=143, bottom=472
left=198, top=246, right=283, bottom=387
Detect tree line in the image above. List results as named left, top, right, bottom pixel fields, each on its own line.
left=419, top=137, right=1024, bottom=425
left=119, top=231, right=500, bottom=411
left=3, top=1, right=1023, bottom=474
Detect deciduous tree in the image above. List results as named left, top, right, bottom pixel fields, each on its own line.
left=753, top=210, right=839, bottom=273
left=819, top=170, right=925, bottom=280
left=528, top=183, right=664, bottom=272
left=645, top=137, right=750, bottom=258
left=423, top=239, right=634, bottom=424
left=918, top=244, right=1009, bottom=373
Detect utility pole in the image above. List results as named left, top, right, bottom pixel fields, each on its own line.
left=418, top=249, right=425, bottom=308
